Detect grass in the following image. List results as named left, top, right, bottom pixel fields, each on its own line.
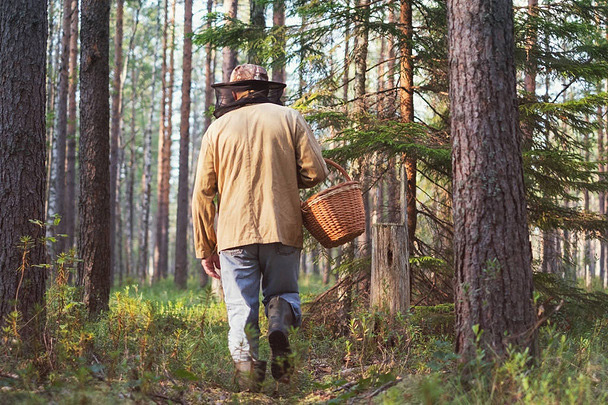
left=1, top=272, right=607, bottom=404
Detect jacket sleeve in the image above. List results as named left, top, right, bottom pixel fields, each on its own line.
left=294, top=113, right=329, bottom=188
left=192, top=133, right=218, bottom=259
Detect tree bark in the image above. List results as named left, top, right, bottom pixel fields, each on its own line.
left=322, top=249, right=331, bottom=285
left=249, top=0, right=265, bottom=65
left=598, top=105, right=606, bottom=284
left=272, top=0, right=286, bottom=83
left=377, top=33, right=386, bottom=117
left=352, top=0, right=368, bottom=114
left=126, top=66, right=137, bottom=279
left=77, top=0, right=111, bottom=317
left=65, top=0, right=79, bottom=251
left=448, top=0, right=536, bottom=359
left=204, top=0, right=214, bottom=132
left=0, top=0, right=48, bottom=347
left=164, top=0, right=177, bottom=277
left=400, top=0, right=417, bottom=254
left=53, top=0, right=72, bottom=254
left=541, top=231, right=560, bottom=275
left=342, top=1, right=350, bottom=105
left=352, top=0, right=370, bottom=254
left=46, top=0, right=56, bottom=219
left=386, top=3, right=396, bottom=118
left=110, top=0, right=124, bottom=282
left=371, top=224, right=410, bottom=314
left=175, top=0, right=193, bottom=289
left=524, top=0, right=538, bottom=95
left=222, top=0, right=238, bottom=82
left=605, top=26, right=608, bottom=290
left=139, top=0, right=162, bottom=282
left=154, top=0, right=173, bottom=282
left=583, top=163, right=592, bottom=287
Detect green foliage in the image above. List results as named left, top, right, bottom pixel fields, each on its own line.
left=534, top=272, right=608, bottom=330
left=376, top=321, right=608, bottom=404
left=2, top=278, right=608, bottom=402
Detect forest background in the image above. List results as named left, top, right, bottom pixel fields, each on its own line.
left=1, top=0, right=608, bottom=402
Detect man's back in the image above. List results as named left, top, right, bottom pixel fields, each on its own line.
left=192, top=102, right=327, bottom=257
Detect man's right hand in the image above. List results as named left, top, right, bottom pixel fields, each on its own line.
left=202, top=253, right=221, bottom=280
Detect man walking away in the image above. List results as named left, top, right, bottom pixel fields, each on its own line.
left=192, top=64, right=328, bottom=391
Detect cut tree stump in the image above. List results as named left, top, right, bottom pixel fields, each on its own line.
left=371, top=223, right=410, bottom=315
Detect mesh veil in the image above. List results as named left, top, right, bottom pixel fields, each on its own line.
left=211, top=80, right=286, bottom=118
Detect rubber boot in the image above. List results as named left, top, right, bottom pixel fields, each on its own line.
left=234, top=359, right=266, bottom=392
left=267, top=296, right=295, bottom=381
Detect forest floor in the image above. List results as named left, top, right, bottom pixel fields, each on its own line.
left=1, top=274, right=607, bottom=404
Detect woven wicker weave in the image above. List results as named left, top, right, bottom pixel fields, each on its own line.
left=301, top=159, right=366, bottom=248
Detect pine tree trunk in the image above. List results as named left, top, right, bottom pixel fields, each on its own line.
left=175, top=0, right=193, bottom=289
left=203, top=0, right=214, bottom=132
left=110, top=0, right=124, bottom=283
left=583, top=133, right=593, bottom=287
left=116, top=161, right=124, bottom=285
left=272, top=0, right=286, bottom=83
left=524, top=0, right=537, bottom=97
left=195, top=0, right=214, bottom=289
left=342, top=1, right=350, bottom=105
left=400, top=0, right=416, bottom=254
left=0, top=0, right=48, bottom=347
left=448, top=0, right=536, bottom=359
left=605, top=29, right=608, bottom=289
left=46, top=0, right=56, bottom=219
left=377, top=34, right=386, bottom=118
left=352, top=0, right=368, bottom=114
left=164, top=0, right=176, bottom=277
left=542, top=231, right=560, bottom=274
left=598, top=105, right=606, bottom=284
left=302, top=250, right=309, bottom=278
left=249, top=0, right=265, bottom=64
left=563, top=226, right=575, bottom=281
left=386, top=4, right=396, bottom=118
left=222, top=0, right=238, bottom=82
left=154, top=0, right=172, bottom=282
left=65, top=0, right=79, bottom=250
left=53, top=0, right=72, bottom=254
left=385, top=8, right=400, bottom=229
left=322, top=249, right=331, bottom=285
left=122, top=5, right=142, bottom=278
left=77, top=0, right=111, bottom=317
left=139, top=0, right=162, bottom=282
left=126, top=67, right=136, bottom=279
left=352, top=0, right=370, bottom=254
left=583, top=194, right=591, bottom=287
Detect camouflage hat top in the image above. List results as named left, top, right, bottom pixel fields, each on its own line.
left=230, top=64, right=269, bottom=82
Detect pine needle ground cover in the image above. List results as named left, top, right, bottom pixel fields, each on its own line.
left=0, top=276, right=606, bottom=404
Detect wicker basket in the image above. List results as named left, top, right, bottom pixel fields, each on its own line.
left=301, top=159, right=366, bottom=248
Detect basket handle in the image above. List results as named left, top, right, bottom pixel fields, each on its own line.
left=324, top=158, right=351, bottom=182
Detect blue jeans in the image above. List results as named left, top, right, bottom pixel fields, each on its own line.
left=220, top=243, right=301, bottom=363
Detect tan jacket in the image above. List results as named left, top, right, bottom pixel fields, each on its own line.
left=192, top=103, right=328, bottom=259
